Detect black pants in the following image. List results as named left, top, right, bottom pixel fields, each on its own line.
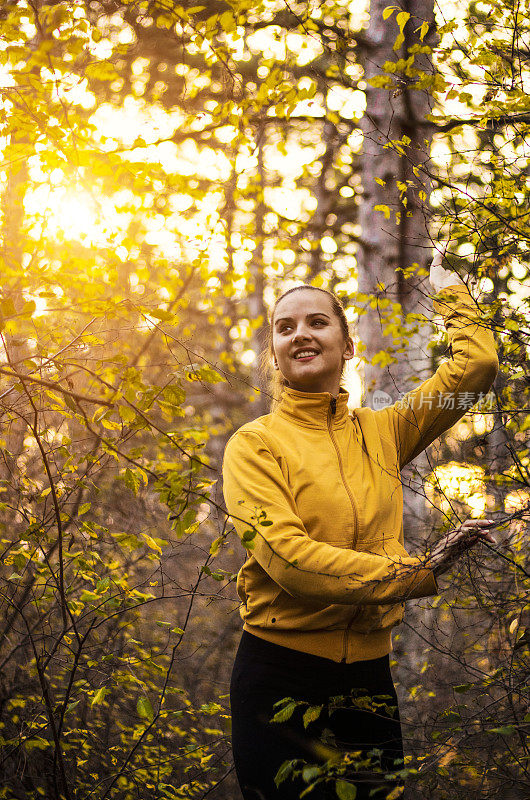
left=230, top=632, right=404, bottom=800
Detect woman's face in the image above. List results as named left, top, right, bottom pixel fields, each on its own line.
left=272, top=289, right=354, bottom=395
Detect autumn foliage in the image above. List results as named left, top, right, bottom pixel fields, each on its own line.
left=0, top=1, right=528, bottom=799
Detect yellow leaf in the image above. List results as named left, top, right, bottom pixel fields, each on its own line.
left=118, top=404, right=136, bottom=423
left=142, top=534, right=162, bottom=554
left=91, top=687, right=107, bottom=706
left=210, top=536, right=223, bottom=556
left=417, top=20, right=430, bottom=40
left=393, top=32, right=405, bottom=51
left=374, top=204, right=391, bottom=219
left=396, top=11, right=410, bottom=31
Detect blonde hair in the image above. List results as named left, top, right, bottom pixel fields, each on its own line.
left=259, top=284, right=350, bottom=408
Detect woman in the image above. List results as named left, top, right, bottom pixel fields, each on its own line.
left=222, top=252, right=498, bottom=800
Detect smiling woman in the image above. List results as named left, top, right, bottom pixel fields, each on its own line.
left=270, top=286, right=354, bottom=397
left=222, top=253, right=499, bottom=800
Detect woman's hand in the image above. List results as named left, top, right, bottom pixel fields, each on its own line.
left=429, top=248, right=465, bottom=293
left=429, top=518, right=496, bottom=578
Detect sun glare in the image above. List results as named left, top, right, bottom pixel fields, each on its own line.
left=426, top=462, right=487, bottom=517
left=45, top=192, right=99, bottom=242
left=25, top=185, right=125, bottom=248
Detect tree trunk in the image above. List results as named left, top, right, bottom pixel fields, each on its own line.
left=249, top=127, right=269, bottom=417
left=358, top=0, right=435, bottom=527
left=356, top=0, right=437, bottom=762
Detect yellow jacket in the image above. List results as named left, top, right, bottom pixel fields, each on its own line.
left=222, top=285, right=499, bottom=663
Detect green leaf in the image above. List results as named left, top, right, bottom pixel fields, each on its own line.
left=118, top=404, right=137, bottom=423
left=150, top=308, right=175, bottom=322
left=95, top=577, right=110, bottom=593
left=487, top=725, right=516, bottom=736
left=271, top=700, right=298, bottom=723
left=91, top=687, right=107, bottom=706
left=24, top=737, right=51, bottom=751
left=210, top=536, right=223, bottom=555
left=302, top=765, right=321, bottom=783
left=274, top=759, right=298, bottom=787
left=142, top=533, right=162, bottom=554
left=335, top=780, right=357, bottom=800
left=197, top=366, right=224, bottom=384
left=123, top=467, right=140, bottom=495
left=80, top=590, right=100, bottom=602
left=303, top=705, right=323, bottom=728
left=136, top=696, right=154, bottom=722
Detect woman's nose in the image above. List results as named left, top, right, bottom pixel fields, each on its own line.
left=292, top=327, right=311, bottom=342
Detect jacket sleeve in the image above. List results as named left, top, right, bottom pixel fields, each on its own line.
left=222, top=429, right=438, bottom=606
left=381, top=284, right=499, bottom=468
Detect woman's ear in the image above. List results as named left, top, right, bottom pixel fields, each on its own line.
left=343, top=337, right=354, bottom=361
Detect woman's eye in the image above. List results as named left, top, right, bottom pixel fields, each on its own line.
left=313, top=319, right=326, bottom=326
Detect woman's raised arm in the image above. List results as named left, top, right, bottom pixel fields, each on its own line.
left=378, top=250, right=499, bottom=468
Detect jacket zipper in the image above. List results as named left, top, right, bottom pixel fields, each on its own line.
left=327, top=397, right=361, bottom=662
left=327, top=397, right=359, bottom=546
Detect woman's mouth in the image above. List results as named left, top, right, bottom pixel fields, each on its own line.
left=293, top=350, right=319, bottom=361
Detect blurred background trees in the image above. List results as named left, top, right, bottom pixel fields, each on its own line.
left=0, top=0, right=528, bottom=798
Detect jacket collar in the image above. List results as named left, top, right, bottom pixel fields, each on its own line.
left=275, top=386, right=351, bottom=429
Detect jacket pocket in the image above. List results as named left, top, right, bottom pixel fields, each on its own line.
left=264, top=589, right=357, bottom=631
